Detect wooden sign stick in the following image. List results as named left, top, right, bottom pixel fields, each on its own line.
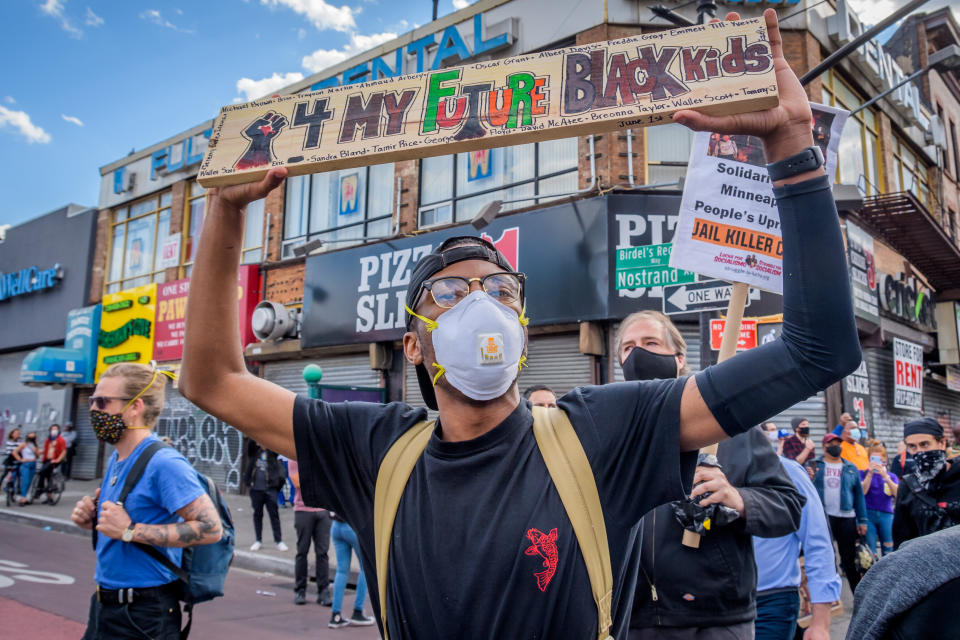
left=681, top=280, right=749, bottom=549
left=198, top=19, right=778, bottom=188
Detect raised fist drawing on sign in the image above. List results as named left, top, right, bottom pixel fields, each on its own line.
left=235, top=111, right=288, bottom=170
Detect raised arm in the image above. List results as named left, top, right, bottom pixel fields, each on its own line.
left=178, top=168, right=297, bottom=459
left=674, top=9, right=860, bottom=450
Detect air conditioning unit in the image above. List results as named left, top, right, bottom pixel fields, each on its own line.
left=251, top=301, right=300, bottom=342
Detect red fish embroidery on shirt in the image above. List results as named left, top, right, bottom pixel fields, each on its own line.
left=524, top=527, right=559, bottom=591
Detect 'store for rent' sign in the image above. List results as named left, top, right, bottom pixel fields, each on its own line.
left=198, top=18, right=778, bottom=188
left=893, top=337, right=924, bottom=411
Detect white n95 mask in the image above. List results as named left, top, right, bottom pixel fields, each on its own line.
left=407, top=290, right=528, bottom=401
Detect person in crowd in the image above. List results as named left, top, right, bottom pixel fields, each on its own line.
left=781, top=417, right=816, bottom=464
left=244, top=440, right=287, bottom=551
left=754, top=456, right=840, bottom=640
left=328, top=513, right=376, bottom=628
left=179, top=10, right=862, bottom=638
left=762, top=421, right=785, bottom=455
left=892, top=417, right=960, bottom=548
left=814, top=433, right=868, bottom=592
left=3, top=427, right=21, bottom=491
left=839, top=420, right=868, bottom=471
left=70, top=363, right=221, bottom=639
left=523, top=384, right=558, bottom=408
left=62, top=422, right=77, bottom=478
left=277, top=453, right=294, bottom=508
left=890, top=439, right=915, bottom=479
left=289, top=458, right=332, bottom=606
left=35, top=424, right=67, bottom=502
left=830, top=412, right=853, bottom=437
left=4, top=427, right=21, bottom=467
left=616, top=311, right=803, bottom=640
left=859, top=440, right=898, bottom=557
left=14, top=431, right=39, bottom=505
left=948, top=422, right=960, bottom=460
left=847, top=525, right=960, bottom=640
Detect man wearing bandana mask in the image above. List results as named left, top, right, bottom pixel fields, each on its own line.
left=180, top=11, right=863, bottom=639
left=892, top=417, right=960, bottom=549
left=617, top=311, right=803, bottom=640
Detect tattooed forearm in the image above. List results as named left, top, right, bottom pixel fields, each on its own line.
left=132, top=495, right=222, bottom=548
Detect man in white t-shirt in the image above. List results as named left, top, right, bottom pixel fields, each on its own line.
left=813, top=433, right=867, bottom=592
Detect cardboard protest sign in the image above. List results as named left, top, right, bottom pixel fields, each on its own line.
left=669, top=103, right=848, bottom=293
left=198, top=19, right=778, bottom=188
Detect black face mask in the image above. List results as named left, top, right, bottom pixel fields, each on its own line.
left=622, top=346, right=679, bottom=381
left=913, top=449, right=948, bottom=488
left=825, top=445, right=843, bottom=458
left=797, top=427, right=810, bottom=437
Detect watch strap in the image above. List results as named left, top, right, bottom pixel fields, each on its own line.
left=766, top=145, right=824, bottom=182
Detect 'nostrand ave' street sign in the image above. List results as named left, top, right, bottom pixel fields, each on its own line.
left=198, top=18, right=779, bottom=188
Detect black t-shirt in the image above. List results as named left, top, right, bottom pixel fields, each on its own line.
left=293, top=378, right=696, bottom=639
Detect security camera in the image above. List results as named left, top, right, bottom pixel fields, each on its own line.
left=251, top=301, right=299, bottom=342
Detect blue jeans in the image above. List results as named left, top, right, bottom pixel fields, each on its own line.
left=755, top=590, right=800, bottom=640
left=277, top=459, right=295, bottom=506
left=865, top=509, right=894, bottom=557
left=331, top=520, right=367, bottom=614
left=19, top=461, right=36, bottom=498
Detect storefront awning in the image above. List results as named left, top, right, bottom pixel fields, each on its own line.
left=857, top=191, right=960, bottom=293
left=20, top=347, right=91, bottom=386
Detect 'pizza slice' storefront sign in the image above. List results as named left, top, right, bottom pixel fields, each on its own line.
left=96, top=283, right=156, bottom=381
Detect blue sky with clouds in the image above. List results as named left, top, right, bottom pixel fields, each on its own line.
left=0, top=0, right=470, bottom=227
left=1, top=0, right=957, bottom=228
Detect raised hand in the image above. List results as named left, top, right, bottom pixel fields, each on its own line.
left=673, top=9, right=814, bottom=163
left=235, top=111, right=289, bottom=170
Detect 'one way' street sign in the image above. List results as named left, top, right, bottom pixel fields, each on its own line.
left=662, top=279, right=759, bottom=315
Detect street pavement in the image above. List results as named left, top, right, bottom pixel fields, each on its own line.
left=0, top=519, right=379, bottom=639
left=0, top=479, right=855, bottom=638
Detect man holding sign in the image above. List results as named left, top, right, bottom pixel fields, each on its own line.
left=180, top=10, right=860, bottom=639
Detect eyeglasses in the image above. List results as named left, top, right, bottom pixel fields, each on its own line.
left=419, top=272, right=525, bottom=309
left=89, top=396, right=132, bottom=411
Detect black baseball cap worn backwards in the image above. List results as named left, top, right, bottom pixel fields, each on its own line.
left=405, top=235, right=515, bottom=410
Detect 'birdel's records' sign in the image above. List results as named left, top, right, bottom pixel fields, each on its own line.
left=300, top=198, right=609, bottom=348
left=198, top=19, right=778, bottom=187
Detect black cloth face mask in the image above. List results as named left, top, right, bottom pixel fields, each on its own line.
left=622, top=346, right=679, bottom=381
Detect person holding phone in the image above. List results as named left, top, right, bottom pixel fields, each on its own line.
left=860, top=441, right=898, bottom=557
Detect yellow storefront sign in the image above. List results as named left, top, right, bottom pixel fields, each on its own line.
left=95, top=283, right=156, bottom=381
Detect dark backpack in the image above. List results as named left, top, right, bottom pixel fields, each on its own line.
left=93, top=440, right=235, bottom=638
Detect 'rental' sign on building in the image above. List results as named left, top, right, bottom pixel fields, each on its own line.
left=198, top=18, right=778, bottom=187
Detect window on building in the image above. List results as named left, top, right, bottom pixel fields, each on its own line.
left=937, top=105, right=952, bottom=178
left=645, top=124, right=696, bottom=183
left=282, top=163, right=394, bottom=258
left=418, top=138, right=579, bottom=227
left=821, top=71, right=883, bottom=195
left=105, top=191, right=173, bottom=294
left=951, top=119, right=960, bottom=185
left=893, top=136, right=933, bottom=210
left=182, top=180, right=264, bottom=274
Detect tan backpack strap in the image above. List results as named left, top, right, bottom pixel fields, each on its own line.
left=532, top=406, right=613, bottom=640
left=373, top=420, right=434, bottom=640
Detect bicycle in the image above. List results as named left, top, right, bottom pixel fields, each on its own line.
left=32, top=462, right=66, bottom=506
left=45, top=464, right=66, bottom=506
left=2, top=462, right=21, bottom=508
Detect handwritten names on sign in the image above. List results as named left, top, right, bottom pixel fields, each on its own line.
left=198, top=18, right=778, bottom=187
